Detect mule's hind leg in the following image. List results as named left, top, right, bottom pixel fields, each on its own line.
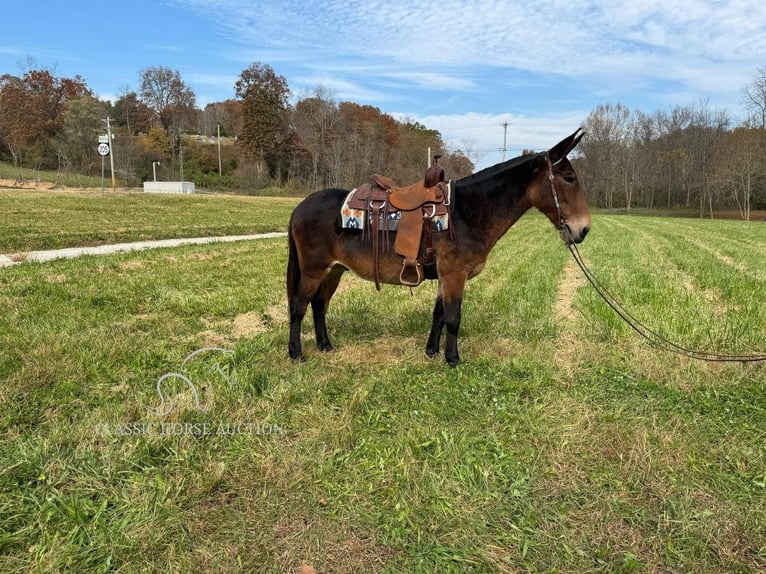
left=288, top=270, right=326, bottom=362
left=311, top=265, right=346, bottom=352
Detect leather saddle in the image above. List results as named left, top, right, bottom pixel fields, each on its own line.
left=347, top=156, right=452, bottom=289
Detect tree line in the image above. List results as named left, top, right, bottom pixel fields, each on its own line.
left=1, top=60, right=765, bottom=217
left=577, top=67, right=766, bottom=219
left=0, top=62, right=473, bottom=193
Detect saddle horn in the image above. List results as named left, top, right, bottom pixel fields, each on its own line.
left=425, top=154, right=445, bottom=188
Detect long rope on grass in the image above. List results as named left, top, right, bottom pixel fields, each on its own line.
left=568, top=242, right=766, bottom=363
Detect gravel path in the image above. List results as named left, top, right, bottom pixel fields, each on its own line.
left=0, top=232, right=288, bottom=268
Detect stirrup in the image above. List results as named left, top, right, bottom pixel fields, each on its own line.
left=399, top=259, right=422, bottom=287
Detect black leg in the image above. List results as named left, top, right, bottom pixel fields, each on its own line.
left=425, top=293, right=445, bottom=357
left=288, top=270, right=326, bottom=362
left=443, top=298, right=462, bottom=368
left=288, top=296, right=309, bottom=362
left=311, top=266, right=345, bottom=352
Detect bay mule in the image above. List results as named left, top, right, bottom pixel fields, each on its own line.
left=287, top=129, right=590, bottom=367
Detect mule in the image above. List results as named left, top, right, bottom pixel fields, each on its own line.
left=287, top=128, right=590, bottom=367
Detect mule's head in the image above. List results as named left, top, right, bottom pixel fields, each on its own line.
left=529, top=128, right=591, bottom=245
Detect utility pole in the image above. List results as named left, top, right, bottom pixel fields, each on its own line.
left=103, top=116, right=116, bottom=191
left=217, top=124, right=222, bottom=177
left=501, top=121, right=508, bottom=162
left=179, top=135, right=184, bottom=182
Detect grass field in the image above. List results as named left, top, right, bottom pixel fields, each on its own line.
left=1, top=203, right=765, bottom=572
left=0, top=189, right=298, bottom=253
left=0, top=162, right=104, bottom=189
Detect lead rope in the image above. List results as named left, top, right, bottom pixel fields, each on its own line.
left=567, top=242, right=766, bottom=362
left=548, top=158, right=766, bottom=363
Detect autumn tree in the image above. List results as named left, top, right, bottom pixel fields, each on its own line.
left=57, top=95, right=108, bottom=177
left=442, top=150, right=474, bottom=180
left=0, top=74, right=29, bottom=174
left=139, top=67, right=197, bottom=132
left=0, top=69, right=90, bottom=175
left=390, top=120, right=443, bottom=184
left=235, top=63, right=290, bottom=176
left=325, top=102, right=401, bottom=186
left=143, top=127, right=173, bottom=159
left=199, top=99, right=242, bottom=138
left=112, top=89, right=153, bottom=135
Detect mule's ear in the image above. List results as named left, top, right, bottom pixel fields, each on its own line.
left=548, top=128, right=585, bottom=164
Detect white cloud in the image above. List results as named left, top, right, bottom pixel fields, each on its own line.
left=173, top=0, right=766, bottom=133
left=0, top=45, right=25, bottom=56
left=98, top=92, right=119, bottom=105
left=291, top=74, right=394, bottom=103
left=177, top=0, right=766, bottom=91
left=184, top=72, right=238, bottom=88
left=144, top=43, right=185, bottom=53
left=392, top=110, right=588, bottom=170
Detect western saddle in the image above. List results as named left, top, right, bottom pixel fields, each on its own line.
left=347, top=156, right=452, bottom=289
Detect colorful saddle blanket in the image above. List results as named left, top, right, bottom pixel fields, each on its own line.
left=340, top=182, right=451, bottom=231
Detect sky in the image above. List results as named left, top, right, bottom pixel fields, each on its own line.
left=2, top=0, right=766, bottom=169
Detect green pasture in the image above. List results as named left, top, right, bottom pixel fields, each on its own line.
left=0, top=162, right=104, bottom=189
left=0, top=189, right=298, bottom=253
left=1, top=205, right=765, bottom=572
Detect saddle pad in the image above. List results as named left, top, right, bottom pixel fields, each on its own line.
left=340, top=182, right=451, bottom=232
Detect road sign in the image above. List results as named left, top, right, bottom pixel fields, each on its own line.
left=98, top=134, right=109, bottom=144
left=97, top=143, right=110, bottom=156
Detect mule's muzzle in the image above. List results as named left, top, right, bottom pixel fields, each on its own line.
left=561, top=223, right=590, bottom=245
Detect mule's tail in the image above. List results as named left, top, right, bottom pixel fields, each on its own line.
left=286, top=215, right=300, bottom=303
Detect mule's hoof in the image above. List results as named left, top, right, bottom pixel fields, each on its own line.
left=317, top=343, right=334, bottom=353
left=289, top=353, right=306, bottom=363
left=425, top=348, right=440, bottom=359
left=446, top=356, right=460, bottom=368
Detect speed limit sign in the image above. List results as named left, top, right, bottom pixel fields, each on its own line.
left=97, top=143, right=110, bottom=156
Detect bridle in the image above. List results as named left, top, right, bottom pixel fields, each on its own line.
left=546, top=154, right=766, bottom=363
left=546, top=156, right=565, bottom=234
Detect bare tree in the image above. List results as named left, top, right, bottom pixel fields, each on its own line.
left=292, top=85, right=340, bottom=189
left=713, top=125, right=761, bottom=220
left=139, top=67, right=196, bottom=132
left=581, top=103, right=633, bottom=208
left=743, top=66, right=766, bottom=129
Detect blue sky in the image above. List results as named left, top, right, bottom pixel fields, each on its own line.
left=2, top=0, right=766, bottom=169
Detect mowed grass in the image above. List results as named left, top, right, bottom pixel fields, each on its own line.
left=1, top=211, right=765, bottom=572
left=0, top=189, right=299, bottom=252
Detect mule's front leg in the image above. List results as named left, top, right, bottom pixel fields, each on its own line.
left=443, top=299, right=463, bottom=367
left=440, top=273, right=467, bottom=368
left=425, top=291, right=444, bottom=357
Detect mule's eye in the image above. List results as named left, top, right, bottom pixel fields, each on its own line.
left=563, top=174, right=576, bottom=184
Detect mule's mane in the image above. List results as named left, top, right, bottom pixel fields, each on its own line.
left=456, top=152, right=542, bottom=187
